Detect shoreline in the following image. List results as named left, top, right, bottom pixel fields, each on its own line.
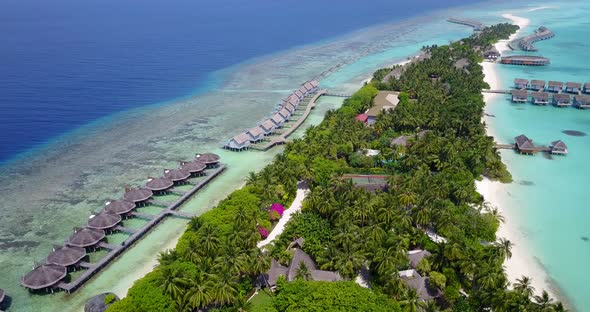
left=477, top=13, right=557, bottom=299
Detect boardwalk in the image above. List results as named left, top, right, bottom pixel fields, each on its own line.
left=495, top=144, right=551, bottom=153
left=252, top=90, right=327, bottom=151
left=57, top=165, right=225, bottom=293
left=509, top=26, right=554, bottom=51
left=447, top=18, right=485, bottom=31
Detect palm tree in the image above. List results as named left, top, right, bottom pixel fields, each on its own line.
left=533, top=290, right=553, bottom=311
left=295, top=262, right=312, bottom=281
left=400, top=288, right=421, bottom=312
left=513, top=275, right=535, bottom=298
left=494, top=238, right=512, bottom=260
left=157, top=249, right=179, bottom=266
left=184, top=281, right=213, bottom=311
left=199, top=224, right=220, bottom=257
left=419, top=300, right=439, bottom=312
left=159, top=267, right=190, bottom=302
left=212, top=269, right=239, bottom=306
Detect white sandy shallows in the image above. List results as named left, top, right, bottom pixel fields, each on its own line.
left=478, top=13, right=555, bottom=298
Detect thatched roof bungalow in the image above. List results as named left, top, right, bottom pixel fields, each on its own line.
left=565, top=82, right=581, bottom=94
left=483, top=46, right=500, bottom=59
left=530, top=80, right=545, bottom=91
left=553, top=93, right=571, bottom=107
left=408, top=249, right=431, bottom=269
left=104, top=199, right=136, bottom=215
left=246, top=126, right=265, bottom=143
left=123, top=187, right=153, bottom=204
left=550, top=140, right=568, bottom=155
left=584, top=82, right=590, bottom=94
left=399, top=269, right=441, bottom=301
left=547, top=81, right=563, bottom=93
left=574, top=95, right=590, bottom=109
left=46, top=245, right=86, bottom=267
left=164, top=168, right=191, bottom=183
left=21, top=264, right=67, bottom=291
left=87, top=212, right=121, bottom=231
left=514, top=78, right=529, bottom=89
left=145, top=177, right=174, bottom=192
left=66, top=228, right=105, bottom=248
left=195, top=153, right=220, bottom=167
left=511, top=90, right=528, bottom=103
left=181, top=160, right=207, bottom=175
left=531, top=92, right=549, bottom=105
left=515, top=134, right=536, bottom=154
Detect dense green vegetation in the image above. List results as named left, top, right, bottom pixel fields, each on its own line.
left=110, top=23, right=567, bottom=311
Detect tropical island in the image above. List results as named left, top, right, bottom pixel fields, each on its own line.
left=107, top=23, right=567, bottom=312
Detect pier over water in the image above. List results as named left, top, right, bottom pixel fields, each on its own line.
left=509, top=26, right=554, bottom=51
left=447, top=18, right=485, bottom=31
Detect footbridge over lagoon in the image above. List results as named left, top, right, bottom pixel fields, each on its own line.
left=509, top=26, right=555, bottom=51
left=447, top=18, right=485, bottom=31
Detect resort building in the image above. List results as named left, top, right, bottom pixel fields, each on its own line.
left=514, top=134, right=536, bottom=154
left=283, top=102, right=296, bottom=114
left=195, top=153, right=220, bottom=168
left=246, top=126, right=265, bottom=143
left=104, top=199, right=136, bottom=216
left=164, top=168, right=191, bottom=184
left=398, top=269, right=442, bottom=301
left=46, top=245, right=86, bottom=269
left=454, top=58, right=470, bottom=71
left=270, top=113, right=285, bottom=128
left=553, top=94, right=571, bottom=107
left=180, top=160, right=206, bottom=176
left=294, top=90, right=304, bottom=99
left=278, top=107, right=291, bottom=121
left=408, top=249, right=431, bottom=269
left=390, top=130, right=429, bottom=148
left=123, top=187, right=153, bottom=205
left=583, top=83, right=590, bottom=94
left=500, top=55, right=550, bottom=66
left=530, top=80, right=546, bottom=91
left=565, top=82, right=582, bottom=94
left=21, top=264, right=67, bottom=292
left=547, top=81, right=563, bottom=93
left=511, top=90, right=528, bottom=103
left=303, top=82, right=313, bottom=93
left=366, top=91, right=399, bottom=125
left=514, top=78, right=529, bottom=89
left=483, top=46, right=500, bottom=60
left=145, top=177, right=174, bottom=193
left=66, top=228, right=105, bottom=250
left=574, top=95, right=590, bottom=109
left=87, top=211, right=121, bottom=232
left=531, top=92, right=549, bottom=105
left=259, top=119, right=276, bottom=135
left=550, top=140, right=568, bottom=155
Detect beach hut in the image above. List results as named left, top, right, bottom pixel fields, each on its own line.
left=514, top=134, right=536, bottom=154
left=584, top=83, right=590, bottom=94
left=123, top=187, right=153, bottom=205
left=550, top=140, right=568, bottom=155
left=530, top=80, right=546, bottom=91
left=565, top=82, right=582, bottom=94
left=408, top=249, right=432, bottom=269
left=246, top=127, right=265, bottom=143
left=180, top=160, right=206, bottom=176
left=574, top=95, right=590, bottom=109
left=514, top=78, right=529, bottom=89
left=46, top=245, right=86, bottom=268
left=483, top=46, right=500, bottom=59
left=553, top=93, right=571, bottom=107
left=164, top=168, right=191, bottom=184
left=270, top=114, right=285, bottom=128
left=21, top=264, right=67, bottom=291
left=547, top=81, right=563, bottom=93
left=145, top=177, right=174, bottom=193
left=259, top=119, right=276, bottom=135
left=511, top=90, right=528, bottom=103
left=531, top=92, right=549, bottom=105
left=66, top=228, right=105, bottom=249
left=294, top=90, right=304, bottom=99
left=278, top=107, right=291, bottom=121
left=226, top=133, right=251, bottom=151
left=104, top=199, right=136, bottom=216
left=195, top=153, right=220, bottom=168
left=87, top=212, right=121, bottom=232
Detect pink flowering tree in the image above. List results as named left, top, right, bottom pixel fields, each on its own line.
left=270, top=203, right=284, bottom=217
left=258, top=226, right=269, bottom=239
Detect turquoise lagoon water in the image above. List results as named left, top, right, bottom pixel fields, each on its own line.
left=1, top=1, right=586, bottom=311
left=482, top=2, right=590, bottom=310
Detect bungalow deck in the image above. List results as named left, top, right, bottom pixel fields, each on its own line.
left=56, top=165, right=225, bottom=293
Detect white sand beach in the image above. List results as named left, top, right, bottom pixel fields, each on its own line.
left=478, top=13, right=555, bottom=298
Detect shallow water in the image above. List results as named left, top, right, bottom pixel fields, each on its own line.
left=0, top=1, right=568, bottom=311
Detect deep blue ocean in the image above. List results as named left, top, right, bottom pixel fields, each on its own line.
left=0, top=0, right=485, bottom=164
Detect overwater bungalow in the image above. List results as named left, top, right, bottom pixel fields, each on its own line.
left=123, top=187, right=153, bottom=205
left=294, top=90, right=304, bottom=99
left=514, top=78, right=529, bottom=89
left=145, top=177, right=174, bottom=193
left=180, top=160, right=206, bottom=176
left=21, top=264, right=67, bottom=292
left=287, top=94, right=299, bottom=106
left=66, top=228, right=105, bottom=250
left=515, top=134, right=536, bottom=154
left=553, top=93, right=571, bottom=107
left=547, top=81, right=563, bottom=93
left=259, top=119, right=276, bottom=135
left=87, top=212, right=121, bottom=232
left=550, top=140, right=568, bottom=155
left=226, top=133, right=251, bottom=151
left=104, top=199, right=136, bottom=216
left=500, top=55, right=550, bottom=66
left=574, top=95, right=590, bottom=109
left=483, top=46, right=500, bottom=60
left=164, top=168, right=191, bottom=184
left=278, top=107, right=291, bottom=121
left=310, top=80, right=319, bottom=89
left=565, top=82, right=582, bottom=94
left=511, top=90, right=528, bottom=103
left=398, top=269, right=441, bottom=301
left=195, top=153, right=220, bottom=167
left=270, top=113, right=285, bottom=128
left=531, top=92, right=549, bottom=105
left=298, top=86, right=308, bottom=96
left=46, top=245, right=86, bottom=269
left=303, top=82, right=314, bottom=92
left=246, top=126, right=265, bottom=143
left=530, top=80, right=546, bottom=91
left=584, top=82, right=590, bottom=94
left=283, top=102, right=296, bottom=114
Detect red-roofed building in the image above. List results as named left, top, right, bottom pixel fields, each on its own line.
left=355, top=113, right=368, bottom=123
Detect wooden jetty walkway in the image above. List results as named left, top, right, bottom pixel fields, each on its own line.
left=57, top=165, right=225, bottom=293
left=509, top=26, right=554, bottom=51
left=251, top=90, right=328, bottom=151
left=447, top=18, right=485, bottom=31
left=495, top=143, right=551, bottom=153
left=482, top=89, right=511, bottom=94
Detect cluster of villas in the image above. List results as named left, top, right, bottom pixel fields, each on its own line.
left=511, top=79, right=590, bottom=108
left=514, top=134, right=567, bottom=155
left=224, top=80, right=319, bottom=151
left=20, top=153, right=221, bottom=293
left=355, top=91, right=400, bottom=125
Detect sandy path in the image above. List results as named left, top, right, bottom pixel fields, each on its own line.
left=257, top=186, right=308, bottom=248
